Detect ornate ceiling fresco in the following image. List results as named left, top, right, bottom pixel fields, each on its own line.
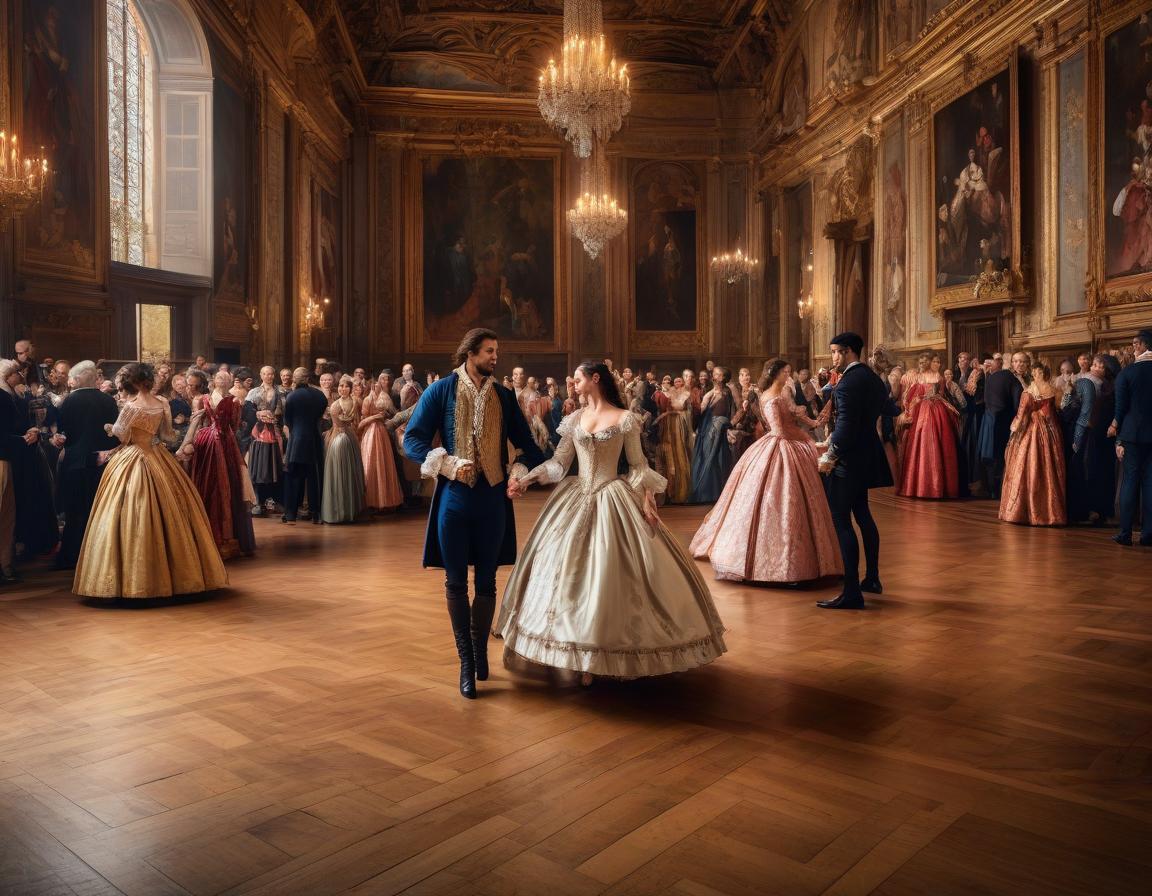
left=335, top=0, right=793, bottom=93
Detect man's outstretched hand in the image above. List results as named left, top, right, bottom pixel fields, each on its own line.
left=506, top=477, right=525, bottom=499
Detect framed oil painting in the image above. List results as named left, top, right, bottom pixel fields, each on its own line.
left=416, top=154, right=558, bottom=348
left=931, top=62, right=1019, bottom=297
left=20, top=0, right=101, bottom=280
left=880, top=113, right=907, bottom=344
left=631, top=161, right=701, bottom=336
left=212, top=74, right=248, bottom=301
left=1103, top=14, right=1152, bottom=283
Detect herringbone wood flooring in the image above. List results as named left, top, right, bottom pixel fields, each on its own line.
left=1, top=491, right=1149, bottom=895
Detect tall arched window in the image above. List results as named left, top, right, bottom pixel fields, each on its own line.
left=106, top=0, right=212, bottom=277
left=107, top=0, right=153, bottom=266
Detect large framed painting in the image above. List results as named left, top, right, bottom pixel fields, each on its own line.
left=1056, top=51, right=1087, bottom=315
left=415, top=154, right=558, bottom=349
left=1103, top=14, right=1152, bottom=289
left=930, top=60, right=1020, bottom=302
left=19, top=0, right=102, bottom=281
left=212, top=73, right=248, bottom=301
left=879, top=113, right=907, bottom=344
left=631, top=160, right=702, bottom=344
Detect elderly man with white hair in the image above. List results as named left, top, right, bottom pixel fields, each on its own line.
left=52, top=361, right=120, bottom=569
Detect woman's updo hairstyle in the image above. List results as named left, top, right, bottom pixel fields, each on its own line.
left=117, top=362, right=155, bottom=396
left=575, top=359, right=625, bottom=409
left=758, top=357, right=790, bottom=392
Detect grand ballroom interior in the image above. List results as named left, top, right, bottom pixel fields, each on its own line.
left=1, top=0, right=1151, bottom=893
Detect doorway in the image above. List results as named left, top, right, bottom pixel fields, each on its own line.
left=947, top=309, right=1004, bottom=361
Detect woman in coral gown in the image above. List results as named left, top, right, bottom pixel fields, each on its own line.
left=897, top=352, right=962, bottom=498
left=181, top=369, right=256, bottom=558
left=691, top=359, right=840, bottom=583
left=74, top=363, right=227, bottom=599
left=322, top=376, right=366, bottom=523
left=653, top=377, right=696, bottom=504
left=500, top=361, right=727, bottom=683
left=999, top=361, right=1067, bottom=526
left=360, top=370, right=404, bottom=512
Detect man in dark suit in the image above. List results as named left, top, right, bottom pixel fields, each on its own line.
left=281, top=367, right=328, bottom=524
left=817, top=332, right=894, bottom=610
left=1111, top=329, right=1152, bottom=545
left=52, top=361, right=119, bottom=569
left=980, top=350, right=1028, bottom=498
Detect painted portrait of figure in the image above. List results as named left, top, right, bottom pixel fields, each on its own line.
left=212, top=69, right=248, bottom=300
left=633, top=162, right=699, bottom=332
left=933, top=69, right=1013, bottom=287
left=881, top=116, right=907, bottom=343
left=1104, top=14, right=1152, bottom=279
left=421, top=156, right=555, bottom=343
left=22, top=0, right=96, bottom=272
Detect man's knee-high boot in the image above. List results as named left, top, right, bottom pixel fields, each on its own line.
left=471, top=594, right=496, bottom=681
left=446, top=587, right=477, bottom=699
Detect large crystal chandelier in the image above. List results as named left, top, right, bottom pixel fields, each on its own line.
left=568, top=145, right=626, bottom=260
left=0, top=131, right=49, bottom=230
left=538, top=0, right=630, bottom=158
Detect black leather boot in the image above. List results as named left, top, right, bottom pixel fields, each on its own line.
left=471, top=594, right=496, bottom=681
left=446, top=587, right=477, bottom=699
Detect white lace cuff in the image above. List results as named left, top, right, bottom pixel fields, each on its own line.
left=627, top=465, right=667, bottom=495
left=509, top=462, right=529, bottom=482
left=420, top=447, right=473, bottom=481
left=522, top=459, right=566, bottom=486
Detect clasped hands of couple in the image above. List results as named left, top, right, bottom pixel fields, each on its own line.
left=504, top=470, right=661, bottom=527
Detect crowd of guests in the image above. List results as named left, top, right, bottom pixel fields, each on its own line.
left=0, top=326, right=1147, bottom=597
left=870, top=329, right=1151, bottom=541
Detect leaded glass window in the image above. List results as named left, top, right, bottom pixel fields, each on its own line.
left=107, top=0, right=152, bottom=266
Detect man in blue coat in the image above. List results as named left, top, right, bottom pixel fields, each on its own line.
left=817, top=332, right=896, bottom=610
left=404, top=328, right=546, bottom=698
left=1111, top=329, right=1152, bottom=546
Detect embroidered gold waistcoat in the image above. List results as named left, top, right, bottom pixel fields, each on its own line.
left=453, top=366, right=505, bottom=486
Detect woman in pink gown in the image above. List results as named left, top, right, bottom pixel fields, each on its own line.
left=999, top=361, right=1067, bottom=526
left=181, top=370, right=255, bottom=558
left=691, top=359, right=840, bottom=583
left=359, top=371, right=404, bottom=512
left=897, top=352, right=961, bottom=498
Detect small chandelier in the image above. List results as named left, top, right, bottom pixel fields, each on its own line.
left=710, top=247, right=758, bottom=285
left=301, top=293, right=329, bottom=335
left=568, top=146, right=626, bottom=260
left=538, top=0, right=630, bottom=158
left=0, top=131, right=49, bottom=230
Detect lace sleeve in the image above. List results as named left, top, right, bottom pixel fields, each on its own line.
left=110, top=405, right=138, bottom=443
left=158, top=404, right=179, bottom=448
left=622, top=412, right=666, bottom=495
left=521, top=410, right=579, bottom=486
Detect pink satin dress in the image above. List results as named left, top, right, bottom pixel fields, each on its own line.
left=999, top=393, right=1066, bottom=526
left=690, top=391, right=840, bottom=583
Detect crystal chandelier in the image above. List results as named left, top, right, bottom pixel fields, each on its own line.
left=0, top=131, right=49, bottom=230
left=301, top=293, right=329, bottom=335
left=538, top=0, right=630, bottom=158
left=710, top=247, right=759, bottom=285
left=568, top=146, right=626, bottom=260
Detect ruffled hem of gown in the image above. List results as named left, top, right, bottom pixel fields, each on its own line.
left=501, top=624, right=727, bottom=679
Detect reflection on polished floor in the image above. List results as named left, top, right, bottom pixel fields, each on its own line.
left=1, top=490, right=1149, bottom=895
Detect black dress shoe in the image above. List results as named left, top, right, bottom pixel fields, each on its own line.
left=860, top=577, right=883, bottom=594
left=817, top=593, right=867, bottom=610
left=1139, top=536, right=1152, bottom=547
left=1113, top=534, right=1133, bottom=546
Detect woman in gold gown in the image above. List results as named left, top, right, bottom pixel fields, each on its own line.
left=653, top=376, right=696, bottom=504
left=73, top=363, right=228, bottom=599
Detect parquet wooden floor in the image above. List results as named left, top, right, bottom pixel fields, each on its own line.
left=1, top=490, right=1150, bottom=895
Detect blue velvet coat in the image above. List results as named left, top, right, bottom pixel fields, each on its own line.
left=403, top=372, right=546, bottom=569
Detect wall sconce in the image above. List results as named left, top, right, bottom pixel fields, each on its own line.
left=301, top=293, right=329, bottom=335
left=245, top=304, right=259, bottom=332
left=797, top=290, right=814, bottom=320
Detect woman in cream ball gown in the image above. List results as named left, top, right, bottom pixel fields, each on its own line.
left=500, top=360, right=727, bottom=684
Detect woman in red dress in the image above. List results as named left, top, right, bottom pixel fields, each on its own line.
left=999, top=361, right=1067, bottom=526
left=897, top=352, right=962, bottom=499
left=181, top=369, right=256, bottom=558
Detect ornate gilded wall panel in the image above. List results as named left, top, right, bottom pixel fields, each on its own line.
left=1056, top=52, right=1087, bottom=316
left=878, top=111, right=908, bottom=347
left=373, top=139, right=397, bottom=352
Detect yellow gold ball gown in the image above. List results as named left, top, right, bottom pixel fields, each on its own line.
left=73, top=403, right=228, bottom=599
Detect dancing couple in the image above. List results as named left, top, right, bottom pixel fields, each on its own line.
left=404, top=328, right=726, bottom=698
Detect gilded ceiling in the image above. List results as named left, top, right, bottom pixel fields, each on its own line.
left=336, top=0, right=792, bottom=92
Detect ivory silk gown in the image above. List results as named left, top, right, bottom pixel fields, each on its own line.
left=73, top=404, right=228, bottom=598
left=497, top=410, right=727, bottom=679
left=690, top=389, right=840, bottom=583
